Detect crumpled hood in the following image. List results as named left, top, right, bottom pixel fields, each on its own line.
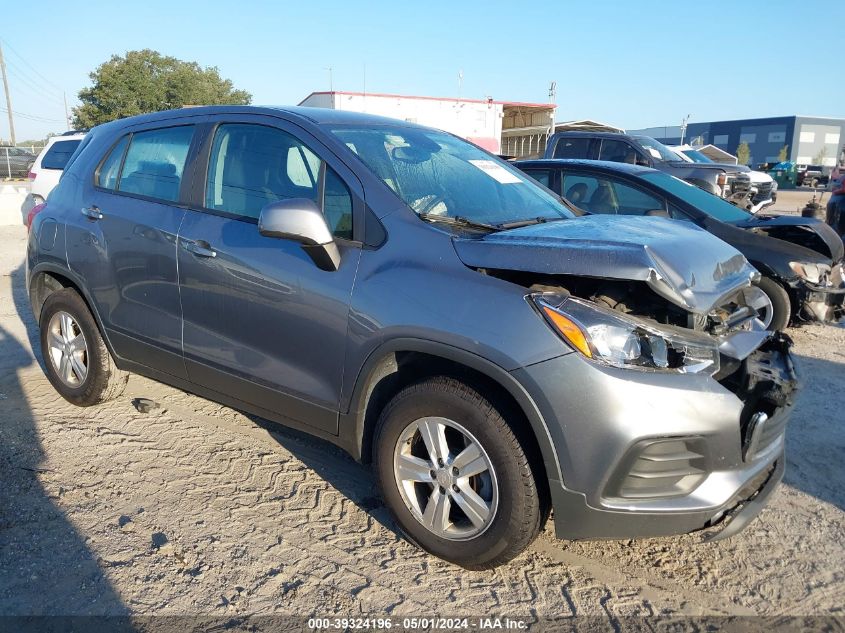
left=452, top=215, right=758, bottom=315
left=733, top=214, right=845, bottom=262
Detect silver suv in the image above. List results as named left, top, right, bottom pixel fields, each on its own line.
left=26, top=106, right=799, bottom=568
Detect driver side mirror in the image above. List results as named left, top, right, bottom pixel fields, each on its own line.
left=258, top=198, right=341, bottom=271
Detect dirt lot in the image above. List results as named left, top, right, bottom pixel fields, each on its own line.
left=1, top=224, right=843, bottom=622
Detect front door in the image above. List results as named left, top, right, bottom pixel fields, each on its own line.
left=177, top=119, right=362, bottom=433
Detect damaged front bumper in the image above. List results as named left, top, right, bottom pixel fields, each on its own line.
left=790, top=265, right=845, bottom=323
left=513, top=332, right=799, bottom=541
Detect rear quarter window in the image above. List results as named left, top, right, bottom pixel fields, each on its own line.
left=41, top=140, right=83, bottom=170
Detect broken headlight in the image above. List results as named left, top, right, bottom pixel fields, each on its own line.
left=789, top=261, right=831, bottom=285
left=532, top=294, right=720, bottom=375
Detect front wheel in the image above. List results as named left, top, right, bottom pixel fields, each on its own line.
left=374, top=377, right=545, bottom=569
left=751, top=277, right=791, bottom=331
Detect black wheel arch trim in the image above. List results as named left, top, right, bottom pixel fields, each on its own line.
left=338, top=337, right=564, bottom=485
left=28, top=262, right=120, bottom=362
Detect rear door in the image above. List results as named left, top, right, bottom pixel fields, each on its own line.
left=177, top=115, right=363, bottom=434
left=65, top=123, right=199, bottom=378
left=551, top=136, right=596, bottom=159
left=597, top=138, right=649, bottom=166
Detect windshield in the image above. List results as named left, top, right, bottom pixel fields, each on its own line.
left=641, top=172, right=751, bottom=223
left=681, top=149, right=714, bottom=164
left=632, top=136, right=684, bottom=163
left=330, top=126, right=574, bottom=225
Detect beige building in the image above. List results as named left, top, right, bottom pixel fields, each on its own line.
left=299, top=91, right=555, bottom=157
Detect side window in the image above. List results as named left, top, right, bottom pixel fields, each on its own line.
left=117, top=126, right=194, bottom=202
left=522, top=169, right=552, bottom=188
left=323, top=168, right=353, bottom=240
left=96, top=136, right=130, bottom=190
left=599, top=139, right=639, bottom=164
left=206, top=124, right=319, bottom=220
left=561, top=174, right=600, bottom=208
left=610, top=181, right=665, bottom=216
left=206, top=123, right=354, bottom=239
left=287, top=146, right=320, bottom=187
left=668, top=204, right=694, bottom=222
left=41, top=140, right=83, bottom=170
left=552, top=137, right=591, bottom=159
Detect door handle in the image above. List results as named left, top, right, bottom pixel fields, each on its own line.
left=81, top=206, right=103, bottom=220
left=185, top=240, right=217, bottom=258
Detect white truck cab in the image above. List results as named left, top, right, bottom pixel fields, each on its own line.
left=670, top=144, right=777, bottom=213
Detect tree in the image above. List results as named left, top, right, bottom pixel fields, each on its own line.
left=778, top=145, right=789, bottom=162
left=814, top=147, right=827, bottom=166
left=736, top=141, right=751, bottom=166
left=73, top=49, right=251, bottom=129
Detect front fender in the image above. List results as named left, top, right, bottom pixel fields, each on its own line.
left=338, top=337, right=565, bottom=486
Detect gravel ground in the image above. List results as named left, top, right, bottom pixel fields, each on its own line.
left=0, top=224, right=843, bottom=622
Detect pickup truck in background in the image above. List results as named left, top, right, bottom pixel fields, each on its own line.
left=796, top=164, right=829, bottom=188
left=670, top=144, right=777, bottom=213
left=544, top=131, right=752, bottom=207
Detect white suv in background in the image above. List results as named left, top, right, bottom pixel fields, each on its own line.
left=28, top=132, right=86, bottom=204
left=670, top=144, right=777, bottom=214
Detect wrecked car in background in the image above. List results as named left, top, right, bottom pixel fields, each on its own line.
left=516, top=159, right=845, bottom=331
left=27, top=106, right=798, bottom=569
left=544, top=131, right=753, bottom=208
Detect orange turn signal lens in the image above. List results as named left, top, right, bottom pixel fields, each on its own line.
left=542, top=306, right=592, bottom=358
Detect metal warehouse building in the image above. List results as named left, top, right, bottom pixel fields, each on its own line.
left=299, top=91, right=556, bottom=157
left=628, top=116, right=845, bottom=168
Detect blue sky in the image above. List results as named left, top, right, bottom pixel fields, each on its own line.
left=2, top=0, right=843, bottom=140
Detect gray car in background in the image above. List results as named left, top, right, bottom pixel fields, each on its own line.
left=26, top=106, right=799, bottom=568
left=1, top=145, right=36, bottom=178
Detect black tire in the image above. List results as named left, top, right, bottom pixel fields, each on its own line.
left=374, top=376, right=545, bottom=569
left=756, top=276, right=791, bottom=331
left=39, top=288, right=128, bottom=406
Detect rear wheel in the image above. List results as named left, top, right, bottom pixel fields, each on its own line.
left=374, top=377, right=544, bottom=569
left=39, top=288, right=128, bottom=406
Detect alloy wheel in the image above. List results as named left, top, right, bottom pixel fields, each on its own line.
left=745, top=286, right=775, bottom=329
left=393, top=417, right=498, bottom=540
left=47, top=311, right=89, bottom=387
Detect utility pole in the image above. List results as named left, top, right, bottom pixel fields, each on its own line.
left=63, top=91, right=71, bottom=130
left=0, top=42, right=16, bottom=145
left=679, top=113, right=691, bottom=146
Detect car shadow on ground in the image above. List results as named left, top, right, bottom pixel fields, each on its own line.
left=242, top=412, right=402, bottom=537
left=0, top=320, right=131, bottom=618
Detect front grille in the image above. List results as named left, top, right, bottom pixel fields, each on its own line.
left=718, top=334, right=798, bottom=461
left=743, top=409, right=789, bottom=460
left=752, top=181, right=773, bottom=203
left=730, top=173, right=752, bottom=193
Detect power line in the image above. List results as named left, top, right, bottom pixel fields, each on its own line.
left=3, top=66, right=66, bottom=109
left=0, top=37, right=67, bottom=94
left=3, top=57, right=66, bottom=105
left=0, top=106, right=65, bottom=123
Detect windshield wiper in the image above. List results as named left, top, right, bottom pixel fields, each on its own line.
left=497, top=216, right=569, bottom=230
left=417, top=213, right=501, bottom=232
